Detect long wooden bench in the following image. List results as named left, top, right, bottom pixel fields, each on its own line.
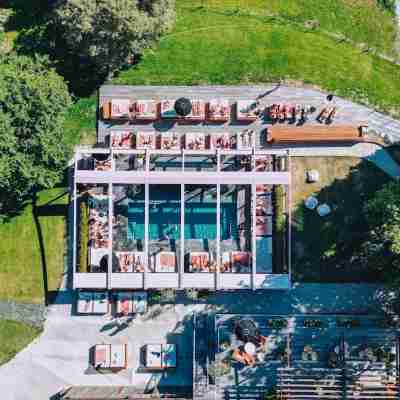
left=266, top=125, right=367, bottom=144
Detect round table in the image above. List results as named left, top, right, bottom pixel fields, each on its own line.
left=244, top=342, right=256, bottom=355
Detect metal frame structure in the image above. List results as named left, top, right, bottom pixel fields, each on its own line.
left=73, top=148, right=292, bottom=291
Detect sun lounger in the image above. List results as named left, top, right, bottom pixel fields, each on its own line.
left=102, top=98, right=133, bottom=120
left=77, top=291, right=93, bottom=314
left=92, top=292, right=109, bottom=314
left=145, top=344, right=177, bottom=370
left=94, top=344, right=110, bottom=368
left=188, top=99, right=206, bottom=120
left=136, top=131, right=155, bottom=149
left=185, top=132, right=206, bottom=150
left=117, top=252, right=134, bottom=272
left=236, top=100, right=258, bottom=121
left=221, top=252, right=231, bottom=272
left=134, top=100, right=157, bottom=120
left=189, top=251, right=210, bottom=272
left=110, top=131, right=133, bottom=149
left=231, top=251, right=251, bottom=273
left=255, top=216, right=272, bottom=236
left=210, top=132, right=232, bottom=149
left=208, top=99, right=230, bottom=121
left=155, top=251, right=176, bottom=273
left=160, top=100, right=177, bottom=118
left=160, top=132, right=181, bottom=150
left=93, top=344, right=127, bottom=370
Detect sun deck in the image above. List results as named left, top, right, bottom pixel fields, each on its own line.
left=72, top=86, right=299, bottom=291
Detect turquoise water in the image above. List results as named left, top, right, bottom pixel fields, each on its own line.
left=127, top=190, right=237, bottom=241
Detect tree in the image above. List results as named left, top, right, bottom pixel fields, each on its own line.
left=0, top=53, right=71, bottom=216
left=51, top=0, right=175, bottom=80
left=364, top=182, right=400, bottom=316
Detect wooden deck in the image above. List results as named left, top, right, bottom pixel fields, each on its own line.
left=266, top=125, right=365, bottom=144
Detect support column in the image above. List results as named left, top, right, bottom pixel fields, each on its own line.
left=72, top=178, right=77, bottom=289
left=180, top=183, right=185, bottom=289
left=216, top=183, right=221, bottom=291
left=108, top=183, right=113, bottom=289
left=251, top=182, right=257, bottom=290
left=287, top=150, right=292, bottom=288
left=144, top=182, right=149, bottom=290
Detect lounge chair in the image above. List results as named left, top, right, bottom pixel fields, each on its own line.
left=135, top=100, right=157, bottom=120
left=185, top=132, right=206, bottom=150
left=155, top=251, right=176, bottom=273
left=102, top=98, right=133, bottom=120
left=161, top=132, right=180, bottom=150
left=208, top=99, right=230, bottom=121
left=189, top=251, right=210, bottom=272
left=211, top=132, right=231, bottom=149
left=136, top=131, right=155, bottom=149
left=231, top=251, right=251, bottom=273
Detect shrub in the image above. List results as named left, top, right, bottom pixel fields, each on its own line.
left=273, top=185, right=287, bottom=273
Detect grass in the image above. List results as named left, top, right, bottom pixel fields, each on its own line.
left=291, top=156, right=393, bottom=283
left=65, top=0, right=400, bottom=144
left=0, top=188, right=68, bottom=303
left=0, top=319, right=42, bottom=366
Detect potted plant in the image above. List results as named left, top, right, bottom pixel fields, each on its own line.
left=303, top=319, right=323, bottom=328
left=267, top=319, right=288, bottom=329
left=208, top=359, right=231, bottom=379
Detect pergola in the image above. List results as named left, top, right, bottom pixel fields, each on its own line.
left=73, top=148, right=292, bottom=291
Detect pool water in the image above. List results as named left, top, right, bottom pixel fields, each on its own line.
left=127, top=189, right=238, bottom=241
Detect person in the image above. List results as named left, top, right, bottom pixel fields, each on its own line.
left=232, top=346, right=255, bottom=367
left=249, top=333, right=267, bottom=351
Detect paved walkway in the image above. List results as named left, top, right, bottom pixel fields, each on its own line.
left=100, top=85, right=400, bottom=143
left=280, top=142, right=400, bottom=179
left=0, top=284, right=386, bottom=400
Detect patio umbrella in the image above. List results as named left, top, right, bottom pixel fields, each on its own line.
left=174, top=97, right=192, bottom=117
left=235, top=318, right=259, bottom=342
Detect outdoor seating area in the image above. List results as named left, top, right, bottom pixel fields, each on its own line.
left=204, top=314, right=400, bottom=400
left=115, top=291, right=147, bottom=315
left=77, top=291, right=147, bottom=315
left=115, top=251, right=145, bottom=273
left=88, top=195, right=109, bottom=249
left=92, top=344, right=128, bottom=371
left=77, top=291, right=109, bottom=314
left=266, top=104, right=316, bottom=124
left=143, top=344, right=177, bottom=370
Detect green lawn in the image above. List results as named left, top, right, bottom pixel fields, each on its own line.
left=67, top=0, right=400, bottom=145
left=0, top=319, right=42, bottom=366
left=0, top=188, right=68, bottom=303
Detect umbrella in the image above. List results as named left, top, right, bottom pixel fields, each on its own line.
left=174, top=97, right=192, bottom=117
left=234, top=318, right=259, bottom=342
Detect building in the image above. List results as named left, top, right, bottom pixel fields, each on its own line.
left=72, top=86, right=292, bottom=293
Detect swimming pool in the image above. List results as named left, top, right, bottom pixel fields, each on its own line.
left=127, top=188, right=238, bottom=241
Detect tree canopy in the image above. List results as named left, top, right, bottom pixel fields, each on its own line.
left=50, top=0, right=175, bottom=82
left=364, top=181, right=400, bottom=315
left=0, top=54, right=71, bottom=216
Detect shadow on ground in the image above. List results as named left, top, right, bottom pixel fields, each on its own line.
left=292, top=159, right=393, bottom=283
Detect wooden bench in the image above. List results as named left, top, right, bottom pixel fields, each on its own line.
left=266, top=125, right=367, bottom=144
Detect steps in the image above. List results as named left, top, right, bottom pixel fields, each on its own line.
left=277, top=367, right=345, bottom=399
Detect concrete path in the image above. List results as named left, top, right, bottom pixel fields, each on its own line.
left=0, top=284, right=386, bottom=400
left=280, top=142, right=400, bottom=179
